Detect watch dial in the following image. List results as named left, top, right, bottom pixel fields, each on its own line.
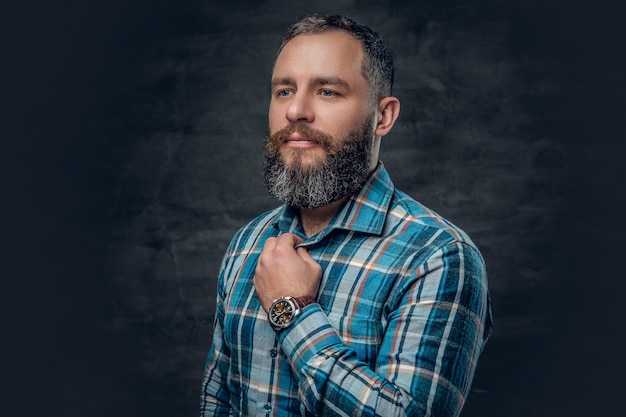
left=271, top=300, right=294, bottom=327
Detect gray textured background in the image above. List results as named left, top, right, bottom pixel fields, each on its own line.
left=3, top=0, right=624, bottom=416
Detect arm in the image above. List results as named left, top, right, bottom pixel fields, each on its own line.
left=276, top=242, right=492, bottom=416
left=200, top=293, right=233, bottom=416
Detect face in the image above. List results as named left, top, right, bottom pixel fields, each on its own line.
left=269, top=31, right=377, bottom=169
left=264, top=31, right=378, bottom=208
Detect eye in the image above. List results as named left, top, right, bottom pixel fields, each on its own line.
left=320, top=89, right=337, bottom=97
left=276, top=89, right=292, bottom=97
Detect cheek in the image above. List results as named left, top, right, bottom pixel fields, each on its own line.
left=324, top=105, right=370, bottom=132
left=267, top=117, right=287, bottom=135
left=268, top=99, right=278, bottom=119
left=268, top=106, right=284, bottom=134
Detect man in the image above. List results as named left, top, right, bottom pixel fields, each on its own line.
left=201, top=15, right=492, bottom=417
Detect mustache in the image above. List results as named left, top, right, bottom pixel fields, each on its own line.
left=267, top=123, right=334, bottom=152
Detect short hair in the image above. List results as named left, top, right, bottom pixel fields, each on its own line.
left=276, top=15, right=394, bottom=102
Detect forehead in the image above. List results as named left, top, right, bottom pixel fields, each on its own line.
left=273, top=31, right=366, bottom=82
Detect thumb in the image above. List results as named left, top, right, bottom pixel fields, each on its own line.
left=296, top=246, right=315, bottom=263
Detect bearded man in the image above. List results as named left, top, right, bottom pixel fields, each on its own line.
left=201, top=14, right=492, bottom=417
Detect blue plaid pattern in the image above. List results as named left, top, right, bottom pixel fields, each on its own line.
left=201, top=164, right=492, bottom=416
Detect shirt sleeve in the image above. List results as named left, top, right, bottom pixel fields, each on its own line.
left=277, top=241, right=493, bottom=417
left=200, top=293, right=233, bottom=417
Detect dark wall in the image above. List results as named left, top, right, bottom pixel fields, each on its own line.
left=3, top=0, right=624, bottom=416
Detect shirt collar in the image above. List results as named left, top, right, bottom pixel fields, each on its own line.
left=274, top=163, right=394, bottom=240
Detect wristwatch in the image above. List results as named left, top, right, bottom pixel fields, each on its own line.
left=267, top=296, right=316, bottom=331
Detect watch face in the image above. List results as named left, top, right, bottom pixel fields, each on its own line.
left=269, top=298, right=296, bottom=329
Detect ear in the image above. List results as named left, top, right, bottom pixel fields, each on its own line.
left=374, top=96, right=400, bottom=138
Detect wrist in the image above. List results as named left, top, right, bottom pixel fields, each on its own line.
left=267, top=295, right=316, bottom=331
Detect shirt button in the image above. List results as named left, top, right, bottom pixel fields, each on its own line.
left=270, top=348, right=278, bottom=358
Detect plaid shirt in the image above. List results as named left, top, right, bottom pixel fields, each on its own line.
left=201, top=164, right=492, bottom=417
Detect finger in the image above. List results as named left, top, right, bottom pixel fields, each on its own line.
left=295, top=246, right=313, bottom=261
left=262, top=236, right=278, bottom=252
left=296, top=247, right=322, bottom=274
left=277, top=233, right=304, bottom=248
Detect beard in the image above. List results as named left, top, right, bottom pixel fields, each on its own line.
left=263, top=115, right=375, bottom=209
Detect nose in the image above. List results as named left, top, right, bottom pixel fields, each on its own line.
left=286, top=93, right=314, bottom=123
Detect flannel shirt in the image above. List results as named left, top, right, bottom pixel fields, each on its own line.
left=201, top=163, right=492, bottom=417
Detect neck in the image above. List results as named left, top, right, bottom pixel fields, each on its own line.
left=298, top=198, right=347, bottom=238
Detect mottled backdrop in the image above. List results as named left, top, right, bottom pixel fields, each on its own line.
left=3, top=0, right=624, bottom=416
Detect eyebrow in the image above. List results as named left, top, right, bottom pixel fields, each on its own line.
left=271, top=76, right=352, bottom=91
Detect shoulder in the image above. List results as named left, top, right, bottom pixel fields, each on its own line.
left=385, top=190, right=490, bottom=312
left=385, top=189, right=480, bottom=256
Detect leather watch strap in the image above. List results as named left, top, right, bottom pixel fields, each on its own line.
left=293, top=296, right=316, bottom=309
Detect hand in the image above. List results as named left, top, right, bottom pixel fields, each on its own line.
left=253, top=233, right=322, bottom=312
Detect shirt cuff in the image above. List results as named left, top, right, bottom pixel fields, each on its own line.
left=277, top=304, right=343, bottom=371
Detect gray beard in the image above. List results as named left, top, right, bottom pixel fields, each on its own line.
left=263, top=120, right=374, bottom=209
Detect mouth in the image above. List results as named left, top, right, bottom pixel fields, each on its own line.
left=283, top=133, right=319, bottom=149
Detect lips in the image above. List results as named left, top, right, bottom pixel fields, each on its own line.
left=283, top=133, right=319, bottom=148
